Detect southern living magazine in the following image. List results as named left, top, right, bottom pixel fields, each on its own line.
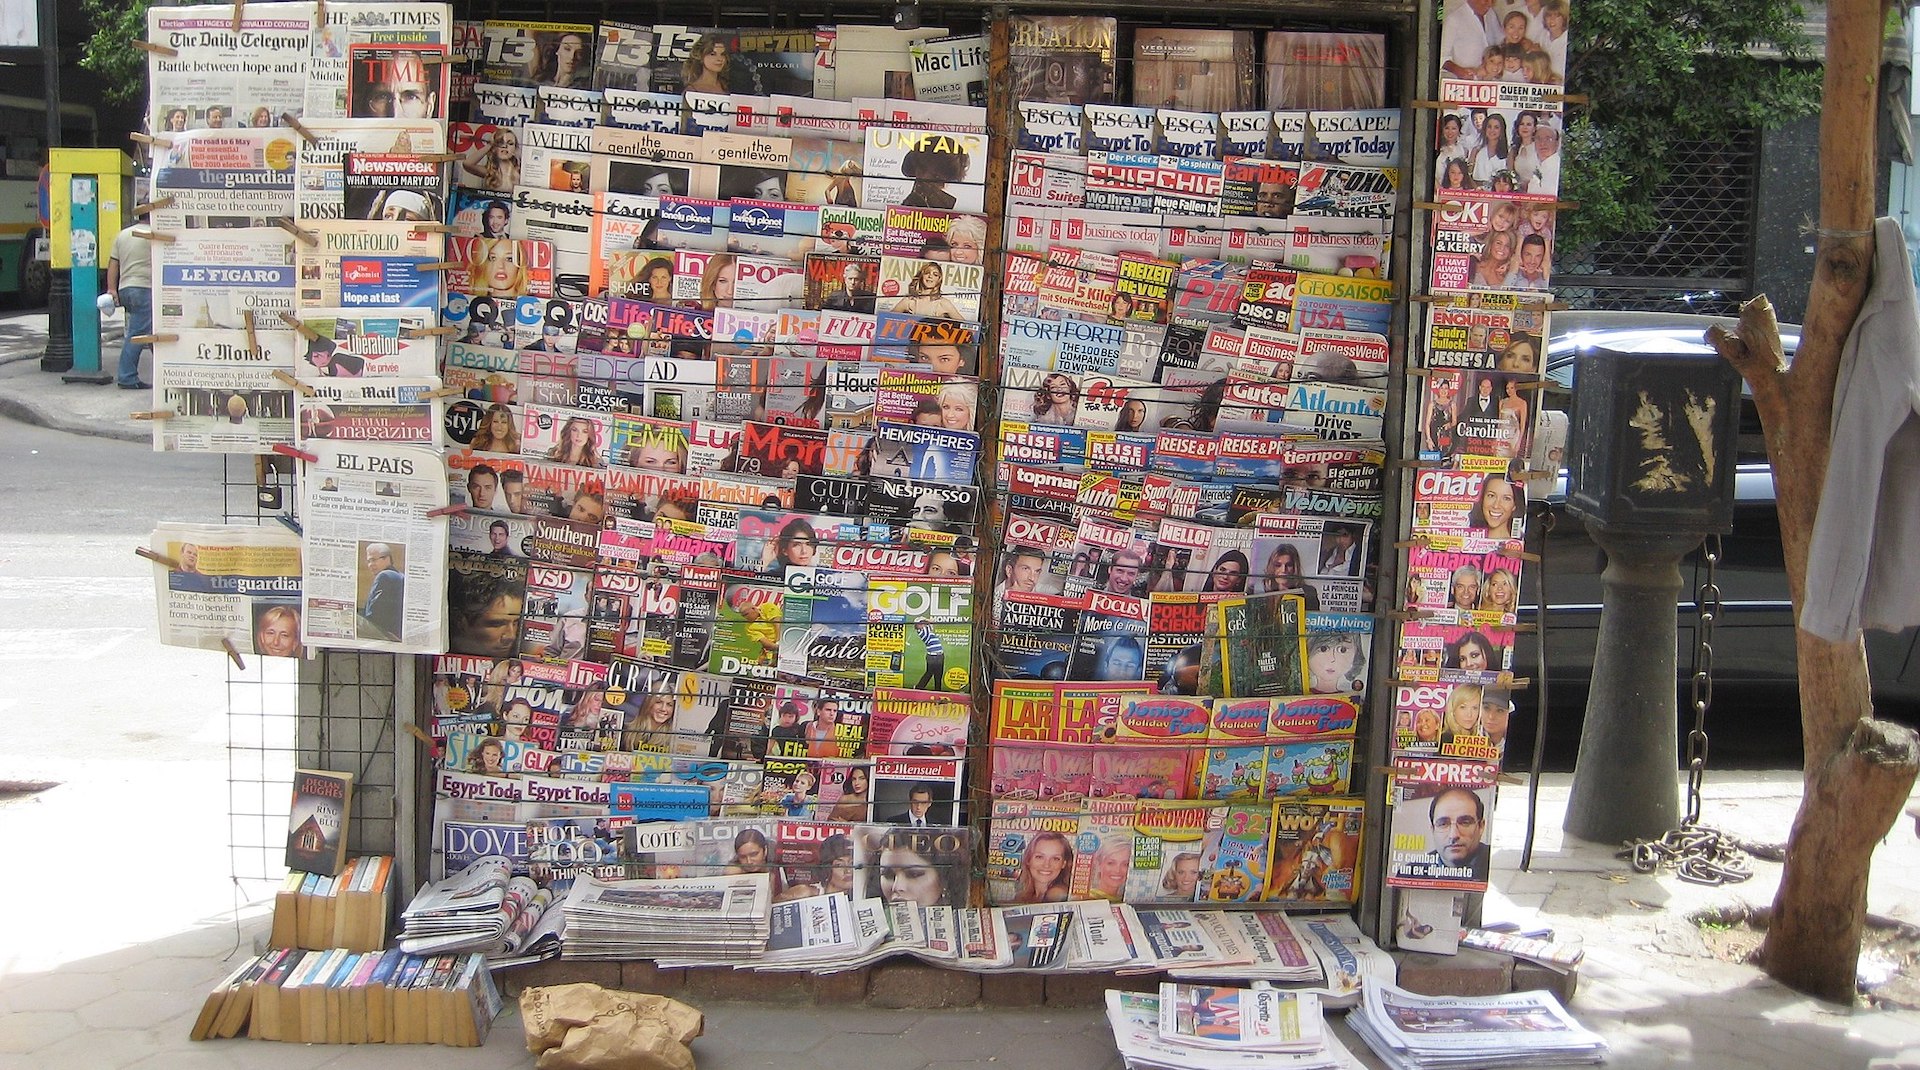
left=286, top=768, right=354, bottom=875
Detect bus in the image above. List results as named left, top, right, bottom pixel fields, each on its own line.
left=0, top=95, right=99, bottom=305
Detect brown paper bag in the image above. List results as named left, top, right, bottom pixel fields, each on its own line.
left=520, top=983, right=704, bottom=1070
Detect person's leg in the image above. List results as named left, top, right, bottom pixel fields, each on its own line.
left=117, top=286, right=152, bottom=387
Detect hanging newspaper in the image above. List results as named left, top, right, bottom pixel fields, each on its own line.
left=146, top=2, right=313, bottom=137
left=149, top=129, right=298, bottom=229
left=296, top=118, right=445, bottom=221
left=294, top=220, right=444, bottom=310
left=154, top=229, right=297, bottom=330
left=151, top=328, right=299, bottom=453
left=308, top=2, right=454, bottom=118
left=295, top=307, right=440, bottom=378
left=295, top=379, right=444, bottom=446
left=299, top=441, right=450, bottom=654
left=148, top=522, right=305, bottom=659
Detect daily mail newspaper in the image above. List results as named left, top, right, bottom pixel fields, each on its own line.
left=295, top=378, right=444, bottom=446
left=149, top=130, right=298, bottom=229
left=149, top=522, right=305, bottom=658
left=147, top=2, right=313, bottom=137
left=151, top=328, right=299, bottom=453
left=300, top=441, right=449, bottom=654
left=307, top=3, right=453, bottom=118
left=154, top=229, right=297, bottom=330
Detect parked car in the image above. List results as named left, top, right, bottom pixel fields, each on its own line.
left=1510, top=311, right=1920, bottom=767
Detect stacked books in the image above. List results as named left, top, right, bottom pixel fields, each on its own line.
left=559, top=872, right=773, bottom=961
left=1347, top=980, right=1607, bottom=1069
left=190, top=948, right=500, bottom=1046
left=270, top=855, right=395, bottom=953
left=1103, top=982, right=1361, bottom=1070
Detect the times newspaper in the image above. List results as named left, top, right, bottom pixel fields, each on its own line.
left=299, top=441, right=449, bottom=653
left=149, top=522, right=304, bottom=658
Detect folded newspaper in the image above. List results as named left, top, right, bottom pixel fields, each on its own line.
left=1346, top=979, right=1607, bottom=1070
left=1104, top=989, right=1363, bottom=1070
left=560, top=872, right=773, bottom=962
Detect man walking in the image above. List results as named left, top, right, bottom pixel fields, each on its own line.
left=106, top=223, right=154, bottom=390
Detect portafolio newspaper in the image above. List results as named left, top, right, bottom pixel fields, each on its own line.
left=148, top=522, right=305, bottom=659
left=147, top=2, right=314, bottom=136
left=300, top=441, right=449, bottom=654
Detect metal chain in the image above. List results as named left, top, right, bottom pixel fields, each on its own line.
left=1616, top=534, right=1755, bottom=885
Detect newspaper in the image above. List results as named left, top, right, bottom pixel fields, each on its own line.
left=154, top=229, right=297, bottom=330
left=295, top=307, right=440, bottom=379
left=307, top=2, right=453, bottom=118
left=146, top=2, right=313, bottom=137
left=299, top=441, right=449, bottom=653
left=1157, top=983, right=1324, bottom=1052
left=149, top=130, right=297, bottom=229
left=294, top=221, right=444, bottom=310
left=1349, top=979, right=1606, bottom=1068
left=1104, top=991, right=1361, bottom=1070
left=295, top=118, right=445, bottom=221
left=148, top=522, right=304, bottom=658
left=295, top=378, right=443, bottom=446
left=151, top=328, right=299, bottom=453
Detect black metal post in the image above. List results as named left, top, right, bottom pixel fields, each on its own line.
left=40, top=269, right=71, bottom=372
left=1563, top=522, right=1702, bottom=844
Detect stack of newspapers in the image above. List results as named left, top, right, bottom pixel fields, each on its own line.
left=1347, top=980, right=1607, bottom=1069
left=1105, top=982, right=1362, bottom=1070
left=559, top=873, right=773, bottom=962
left=398, top=856, right=521, bottom=954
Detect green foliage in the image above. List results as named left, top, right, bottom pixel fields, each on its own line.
left=1559, top=0, right=1823, bottom=250
left=78, top=0, right=156, bottom=107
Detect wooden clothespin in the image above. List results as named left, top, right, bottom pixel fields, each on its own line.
left=242, top=309, right=259, bottom=351
left=400, top=325, right=458, bottom=338
left=221, top=637, right=248, bottom=670
left=275, top=217, right=319, bottom=247
left=130, top=410, right=173, bottom=421
left=277, top=311, right=324, bottom=341
left=271, top=443, right=320, bottom=464
left=271, top=369, right=316, bottom=397
left=413, top=152, right=457, bottom=163
left=230, top=0, right=245, bottom=32
left=418, top=261, right=455, bottom=273
left=131, top=228, right=177, bottom=244
left=402, top=721, right=442, bottom=760
left=421, top=385, right=465, bottom=399
left=134, top=40, right=180, bottom=58
left=417, top=53, right=454, bottom=66
left=131, top=332, right=180, bottom=345
left=425, top=503, right=469, bottom=518
left=134, top=546, right=183, bottom=569
left=129, top=132, right=174, bottom=149
left=280, top=112, right=320, bottom=145
left=314, top=0, right=325, bottom=26
left=408, top=222, right=452, bottom=233
left=133, top=196, right=176, bottom=216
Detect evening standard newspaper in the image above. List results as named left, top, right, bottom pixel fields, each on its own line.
left=147, top=2, right=313, bottom=136
left=148, top=522, right=305, bottom=658
left=151, top=328, right=300, bottom=453
left=296, top=119, right=445, bottom=221
left=299, top=441, right=449, bottom=653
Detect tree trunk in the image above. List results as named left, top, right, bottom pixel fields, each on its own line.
left=1706, top=0, right=1920, bottom=1002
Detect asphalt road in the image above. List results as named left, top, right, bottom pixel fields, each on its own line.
left=0, top=420, right=243, bottom=770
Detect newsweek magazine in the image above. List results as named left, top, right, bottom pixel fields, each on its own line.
left=1387, top=756, right=1499, bottom=891
left=295, top=118, right=442, bottom=221
left=300, top=441, right=449, bottom=654
left=146, top=2, right=313, bottom=137
left=149, top=523, right=304, bottom=658
left=150, top=329, right=298, bottom=453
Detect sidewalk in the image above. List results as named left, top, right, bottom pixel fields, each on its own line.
left=1, top=765, right=1917, bottom=1069
left=0, top=307, right=149, bottom=442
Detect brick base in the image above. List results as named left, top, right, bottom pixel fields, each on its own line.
left=493, top=959, right=1166, bottom=1008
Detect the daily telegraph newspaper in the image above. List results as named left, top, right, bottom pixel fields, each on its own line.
left=307, top=3, right=453, bottom=118
left=149, top=130, right=297, bottom=230
left=300, top=441, right=449, bottom=653
left=146, top=2, right=313, bottom=137
left=151, top=328, right=299, bottom=453
left=1386, top=756, right=1499, bottom=892
left=154, top=229, right=297, bottom=330
left=149, top=522, right=305, bottom=658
